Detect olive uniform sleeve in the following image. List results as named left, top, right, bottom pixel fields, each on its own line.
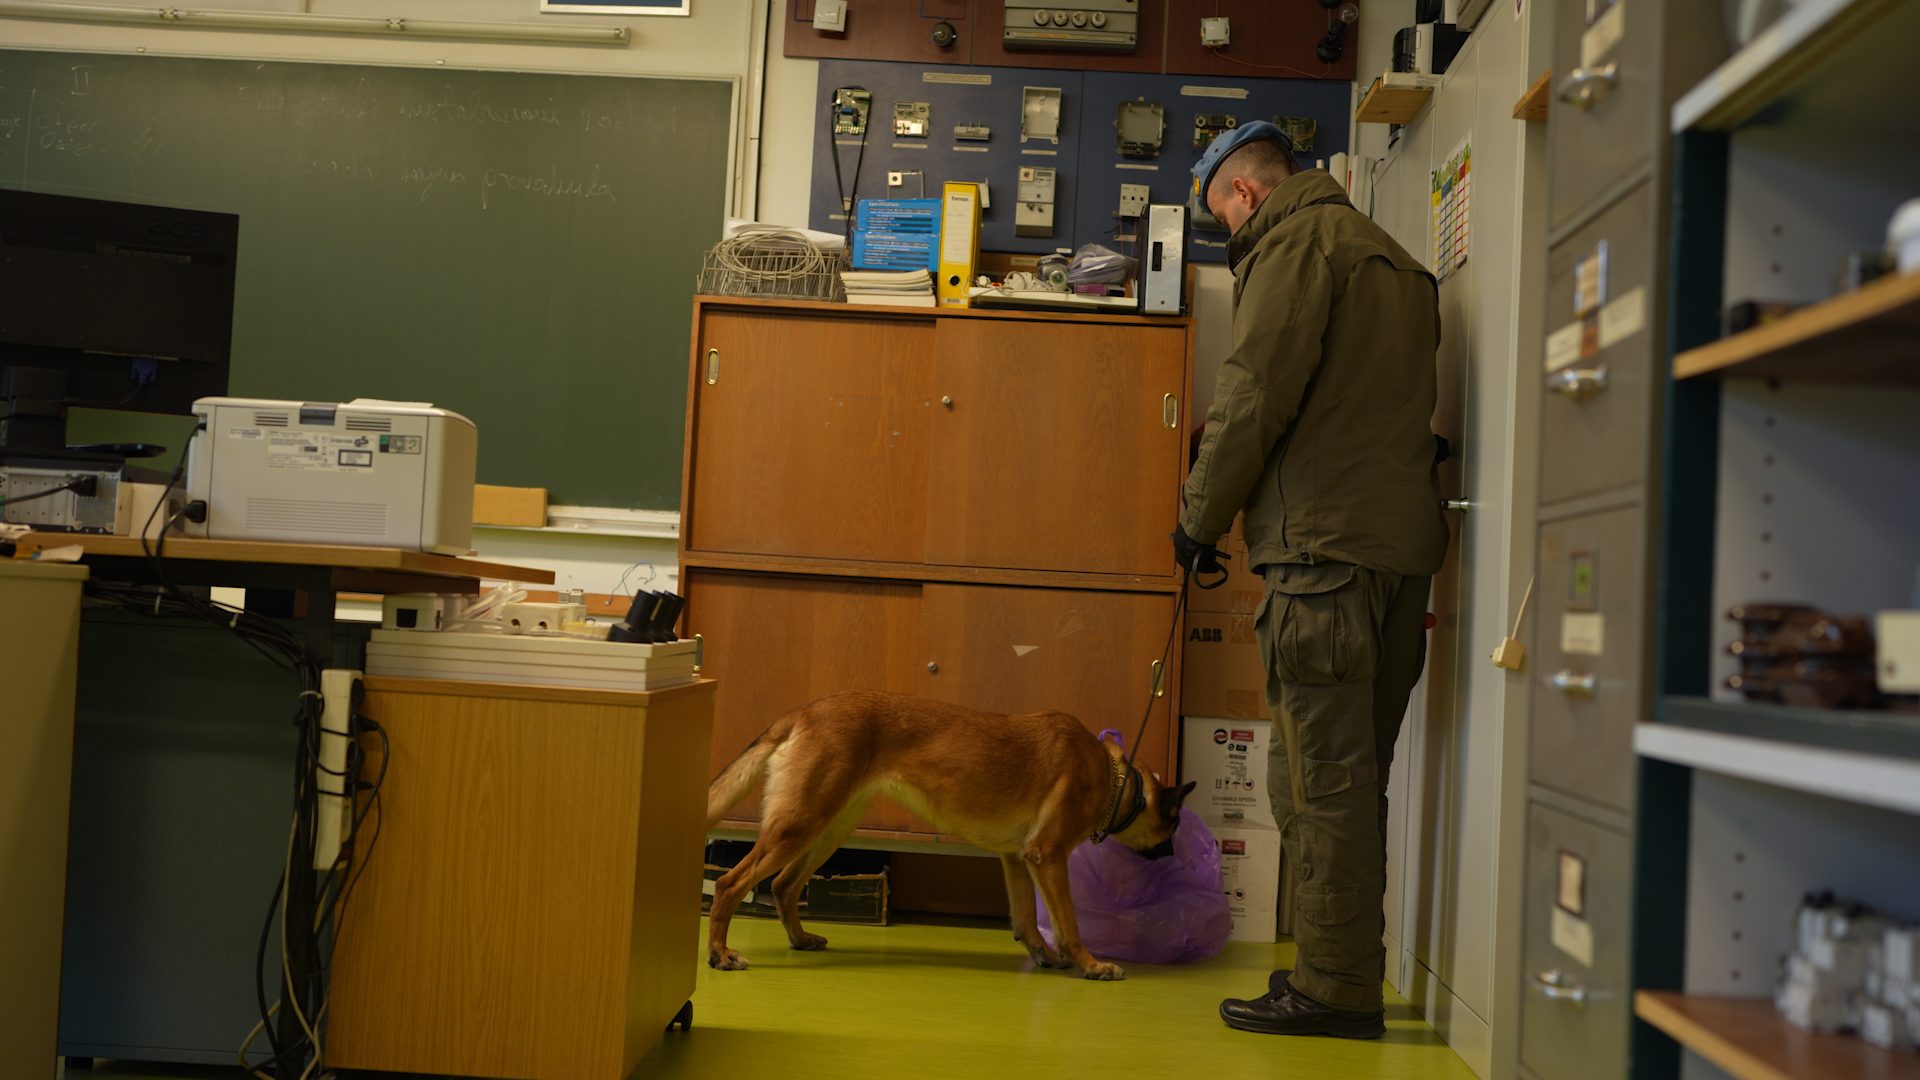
left=1179, top=244, right=1333, bottom=544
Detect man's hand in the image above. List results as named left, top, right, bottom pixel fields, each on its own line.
left=1171, top=525, right=1227, bottom=576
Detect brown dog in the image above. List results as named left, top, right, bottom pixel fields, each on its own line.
left=705, top=689, right=1195, bottom=980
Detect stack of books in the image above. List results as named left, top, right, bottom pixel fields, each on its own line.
left=842, top=268, right=936, bottom=307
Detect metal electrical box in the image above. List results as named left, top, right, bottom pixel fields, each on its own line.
left=1141, top=203, right=1187, bottom=314
left=1004, top=1, right=1139, bottom=51
left=1015, top=167, right=1058, bottom=237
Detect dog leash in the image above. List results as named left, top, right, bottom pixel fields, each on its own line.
left=1094, top=549, right=1227, bottom=841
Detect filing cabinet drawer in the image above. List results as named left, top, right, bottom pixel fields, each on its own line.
left=1520, top=801, right=1632, bottom=1080
left=1530, top=506, right=1645, bottom=811
left=1541, top=182, right=1655, bottom=507
left=1549, top=0, right=1658, bottom=230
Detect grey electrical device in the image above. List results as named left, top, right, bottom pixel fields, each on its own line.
left=1004, top=1, right=1139, bottom=51
left=954, top=122, right=992, bottom=142
left=1141, top=204, right=1187, bottom=315
left=1015, top=167, right=1058, bottom=237
left=1115, top=98, right=1165, bottom=158
left=1021, top=86, right=1063, bottom=144
left=1117, top=183, right=1151, bottom=219
left=893, top=100, right=931, bottom=138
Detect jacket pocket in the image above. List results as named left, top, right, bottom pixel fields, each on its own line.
left=1270, top=563, right=1362, bottom=685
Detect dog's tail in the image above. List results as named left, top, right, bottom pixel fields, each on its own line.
left=706, top=720, right=786, bottom=828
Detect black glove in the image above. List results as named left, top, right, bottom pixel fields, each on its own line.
left=1171, top=525, right=1227, bottom=577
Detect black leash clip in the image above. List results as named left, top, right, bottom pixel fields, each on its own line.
left=1189, top=548, right=1231, bottom=591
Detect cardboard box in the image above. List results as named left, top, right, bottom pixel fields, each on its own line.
left=472, top=484, right=547, bottom=527
left=1183, top=610, right=1266, bottom=719
left=1215, top=824, right=1283, bottom=943
left=1181, top=717, right=1276, bottom=828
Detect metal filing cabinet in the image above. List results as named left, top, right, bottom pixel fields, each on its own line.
left=1518, top=2, right=1728, bottom=1077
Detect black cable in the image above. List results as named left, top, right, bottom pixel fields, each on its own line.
left=0, top=476, right=88, bottom=508
left=827, top=88, right=870, bottom=244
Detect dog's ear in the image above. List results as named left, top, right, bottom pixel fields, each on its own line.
left=1160, top=780, right=1198, bottom=811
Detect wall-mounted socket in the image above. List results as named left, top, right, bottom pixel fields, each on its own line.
left=1200, top=16, right=1231, bottom=47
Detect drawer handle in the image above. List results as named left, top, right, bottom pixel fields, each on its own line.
left=1549, top=364, right=1610, bottom=401
left=705, top=348, right=720, bottom=385
left=1550, top=670, right=1598, bottom=696
left=694, top=633, right=704, bottom=673
left=1556, top=63, right=1619, bottom=110
left=1162, top=393, right=1178, bottom=430
left=1530, top=969, right=1590, bottom=1006
left=1150, top=658, right=1166, bottom=698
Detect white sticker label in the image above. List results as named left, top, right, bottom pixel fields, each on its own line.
left=1562, top=612, right=1606, bottom=656
left=1181, top=85, right=1251, bottom=100
left=1557, top=851, right=1587, bottom=916
left=228, top=427, right=263, bottom=440
left=266, top=432, right=379, bottom=472
left=1581, top=1, right=1626, bottom=68
left=1598, top=286, right=1647, bottom=350
left=1552, top=907, right=1595, bottom=967
left=923, top=72, right=991, bottom=86
left=1545, top=321, right=1584, bottom=371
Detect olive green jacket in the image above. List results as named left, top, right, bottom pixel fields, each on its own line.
left=1181, top=169, right=1448, bottom=577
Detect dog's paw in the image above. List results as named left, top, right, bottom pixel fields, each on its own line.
left=1081, top=960, right=1126, bottom=981
left=789, top=932, right=829, bottom=951
left=1028, top=945, right=1073, bottom=970
left=708, top=947, right=749, bottom=971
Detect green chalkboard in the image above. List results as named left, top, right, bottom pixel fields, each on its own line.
left=0, top=49, right=732, bottom=508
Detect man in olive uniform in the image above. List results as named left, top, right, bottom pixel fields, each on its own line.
left=1173, top=122, right=1448, bottom=1039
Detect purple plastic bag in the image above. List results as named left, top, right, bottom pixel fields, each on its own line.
left=1036, top=806, right=1232, bottom=965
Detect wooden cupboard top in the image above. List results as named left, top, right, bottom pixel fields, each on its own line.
left=362, top=676, right=716, bottom=708
left=693, top=294, right=1194, bottom=329
left=681, top=552, right=1181, bottom=594
left=12, top=534, right=554, bottom=584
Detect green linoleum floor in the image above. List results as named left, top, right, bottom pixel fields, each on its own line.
left=77, top=917, right=1476, bottom=1080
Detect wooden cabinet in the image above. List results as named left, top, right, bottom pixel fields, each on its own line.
left=924, top=319, right=1187, bottom=576
left=682, top=297, right=1195, bottom=844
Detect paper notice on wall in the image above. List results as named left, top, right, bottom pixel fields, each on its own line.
left=1431, top=137, right=1471, bottom=282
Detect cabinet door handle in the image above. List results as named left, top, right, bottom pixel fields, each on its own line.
left=1162, top=393, right=1178, bottom=430
left=941, top=395, right=955, bottom=410
left=927, top=661, right=939, bottom=674
left=1549, top=364, right=1610, bottom=401
left=1530, top=969, right=1590, bottom=1006
left=1556, top=63, right=1619, bottom=110
left=1549, top=670, right=1598, bottom=696
left=1150, top=658, right=1166, bottom=698
left=705, top=348, right=720, bottom=385
left=694, top=633, right=704, bottom=672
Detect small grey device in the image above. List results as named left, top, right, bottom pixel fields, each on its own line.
left=1141, top=204, right=1187, bottom=315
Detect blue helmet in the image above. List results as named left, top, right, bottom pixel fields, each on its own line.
left=1191, top=120, right=1296, bottom=204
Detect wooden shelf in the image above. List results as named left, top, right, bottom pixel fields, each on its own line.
left=13, top=533, right=554, bottom=584
left=1513, top=69, right=1551, bottom=121
left=1672, top=270, right=1920, bottom=383
left=1635, top=722, right=1920, bottom=816
left=1636, top=992, right=1920, bottom=1080
left=1356, top=75, right=1437, bottom=125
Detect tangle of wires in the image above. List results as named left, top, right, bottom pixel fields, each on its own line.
left=82, top=440, right=389, bottom=1080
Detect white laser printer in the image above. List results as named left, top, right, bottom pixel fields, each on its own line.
left=184, top=397, right=477, bottom=555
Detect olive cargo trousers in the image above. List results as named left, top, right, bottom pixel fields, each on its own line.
left=1255, top=561, right=1430, bottom=1012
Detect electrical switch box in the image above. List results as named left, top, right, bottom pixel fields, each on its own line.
left=1021, top=86, right=1062, bottom=144
left=893, top=100, right=931, bottom=138
left=1117, top=183, right=1150, bottom=219
left=812, top=0, right=848, bottom=33
left=1015, top=166, right=1057, bottom=238
left=1201, top=16, right=1231, bottom=47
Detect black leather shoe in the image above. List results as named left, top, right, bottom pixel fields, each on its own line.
left=1266, top=969, right=1293, bottom=996
left=1220, top=985, right=1386, bottom=1039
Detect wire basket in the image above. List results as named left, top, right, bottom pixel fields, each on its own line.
left=696, top=229, right=847, bottom=303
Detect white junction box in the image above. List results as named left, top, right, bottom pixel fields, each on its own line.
left=185, top=397, right=477, bottom=555
left=1215, top=824, right=1282, bottom=943
left=1181, top=717, right=1276, bottom=828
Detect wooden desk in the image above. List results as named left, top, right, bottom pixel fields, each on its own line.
left=0, top=562, right=88, bottom=1080
left=328, top=677, right=716, bottom=1080
left=30, top=536, right=553, bottom=1076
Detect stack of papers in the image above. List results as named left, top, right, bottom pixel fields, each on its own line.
left=842, top=269, right=936, bottom=308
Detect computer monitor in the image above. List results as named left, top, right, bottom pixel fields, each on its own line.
left=0, top=188, right=237, bottom=455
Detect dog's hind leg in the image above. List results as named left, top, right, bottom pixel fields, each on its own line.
left=1001, top=853, right=1069, bottom=969
left=708, top=765, right=831, bottom=970
left=771, top=794, right=869, bottom=952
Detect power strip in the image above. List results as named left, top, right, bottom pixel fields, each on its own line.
left=314, top=668, right=363, bottom=871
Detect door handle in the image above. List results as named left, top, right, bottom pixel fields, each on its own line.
left=1549, top=365, right=1610, bottom=401
left=927, top=661, right=940, bottom=674
left=1556, top=63, right=1619, bottom=110
left=1530, top=969, right=1590, bottom=1006
left=705, top=348, right=720, bottom=385
left=1150, top=658, right=1166, bottom=698
left=941, top=395, right=955, bottom=410
left=1443, top=498, right=1473, bottom=512
left=1162, top=393, right=1178, bottom=430
left=693, top=633, right=704, bottom=673
left=1549, top=670, right=1598, bottom=696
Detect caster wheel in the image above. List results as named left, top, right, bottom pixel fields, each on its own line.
left=667, top=1000, right=693, bottom=1032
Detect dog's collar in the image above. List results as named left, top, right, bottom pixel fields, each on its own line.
left=1091, top=758, right=1147, bottom=843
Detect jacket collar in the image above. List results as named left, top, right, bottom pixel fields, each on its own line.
left=1226, top=169, right=1351, bottom=268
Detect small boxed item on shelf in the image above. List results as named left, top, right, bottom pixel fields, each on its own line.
left=1725, top=603, right=1881, bottom=709
left=1777, top=892, right=1920, bottom=1052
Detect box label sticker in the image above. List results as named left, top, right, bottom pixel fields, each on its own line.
left=1552, top=907, right=1595, bottom=967
left=1574, top=240, right=1608, bottom=317
left=1545, top=321, right=1585, bottom=371
left=1581, top=0, right=1625, bottom=67
left=1598, top=286, right=1647, bottom=349
left=266, top=432, right=377, bottom=472
left=1557, top=850, right=1587, bottom=917
left=1561, top=612, right=1605, bottom=656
